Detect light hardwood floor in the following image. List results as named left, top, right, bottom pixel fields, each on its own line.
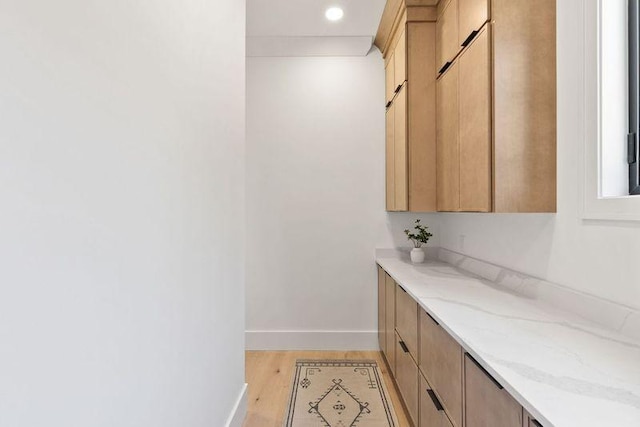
left=244, top=351, right=412, bottom=427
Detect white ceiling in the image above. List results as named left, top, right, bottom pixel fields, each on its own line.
left=247, top=0, right=387, bottom=56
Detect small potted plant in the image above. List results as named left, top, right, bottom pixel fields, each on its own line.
left=404, top=219, right=433, bottom=264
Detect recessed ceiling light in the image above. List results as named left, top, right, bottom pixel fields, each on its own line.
left=325, top=7, right=344, bottom=22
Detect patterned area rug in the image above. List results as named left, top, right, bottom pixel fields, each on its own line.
left=283, top=360, right=399, bottom=427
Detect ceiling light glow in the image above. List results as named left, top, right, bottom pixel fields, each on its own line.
left=325, top=7, right=344, bottom=21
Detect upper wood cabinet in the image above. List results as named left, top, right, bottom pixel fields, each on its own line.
left=377, top=0, right=555, bottom=213
left=385, top=54, right=395, bottom=105
left=377, top=3, right=438, bottom=213
left=436, top=61, right=459, bottom=212
left=436, top=0, right=459, bottom=73
left=458, top=0, right=490, bottom=47
left=436, top=1, right=556, bottom=213
left=438, top=24, right=491, bottom=212
left=394, top=28, right=407, bottom=90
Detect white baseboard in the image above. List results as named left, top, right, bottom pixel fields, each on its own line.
left=225, top=383, right=247, bottom=427
left=245, top=330, right=379, bottom=350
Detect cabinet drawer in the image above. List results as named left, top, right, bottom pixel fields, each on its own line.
left=384, top=273, right=396, bottom=374
left=420, top=374, right=454, bottom=427
left=436, top=0, right=459, bottom=74
left=458, top=0, right=489, bottom=48
left=395, top=332, right=419, bottom=426
left=395, top=282, right=418, bottom=360
left=419, top=309, right=463, bottom=427
left=465, top=354, right=523, bottom=427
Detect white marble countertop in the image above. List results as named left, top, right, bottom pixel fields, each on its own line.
left=376, top=255, right=640, bottom=427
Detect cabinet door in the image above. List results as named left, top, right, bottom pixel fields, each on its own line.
left=395, top=283, right=418, bottom=361
left=458, top=0, right=489, bottom=48
left=394, top=84, right=408, bottom=211
left=395, top=332, right=419, bottom=426
left=378, top=266, right=386, bottom=354
left=385, top=53, right=395, bottom=104
left=436, top=0, right=459, bottom=74
left=420, top=309, right=463, bottom=427
left=436, top=63, right=460, bottom=212
left=386, top=103, right=395, bottom=211
left=458, top=25, right=492, bottom=212
left=523, top=411, right=543, bottom=427
left=394, top=27, right=407, bottom=90
left=465, top=354, right=523, bottom=427
left=420, top=374, right=454, bottom=427
left=384, top=274, right=396, bottom=374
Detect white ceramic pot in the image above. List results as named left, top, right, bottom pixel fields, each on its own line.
left=410, top=248, right=425, bottom=264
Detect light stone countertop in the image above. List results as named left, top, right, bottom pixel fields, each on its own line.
left=376, top=255, right=640, bottom=427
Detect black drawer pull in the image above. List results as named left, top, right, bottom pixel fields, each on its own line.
left=461, top=29, right=480, bottom=47
left=395, top=84, right=402, bottom=93
left=467, top=354, right=503, bottom=390
left=531, top=420, right=543, bottom=427
left=386, top=100, right=392, bottom=108
left=399, top=341, right=409, bottom=353
left=438, top=61, right=452, bottom=75
left=427, top=389, right=444, bottom=411
left=399, top=285, right=407, bottom=293
left=425, top=311, right=439, bottom=326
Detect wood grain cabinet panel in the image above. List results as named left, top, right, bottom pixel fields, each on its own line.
left=523, top=410, right=544, bottom=427
left=394, top=85, right=409, bottom=211
left=394, top=28, right=407, bottom=90
left=420, top=309, right=463, bottom=427
left=378, top=266, right=386, bottom=354
left=458, top=0, right=490, bottom=47
left=386, top=103, right=395, bottom=211
left=384, top=273, right=396, bottom=374
left=436, top=62, right=460, bottom=212
left=395, top=282, right=418, bottom=361
left=436, top=0, right=459, bottom=73
left=420, top=374, right=454, bottom=427
left=458, top=25, right=492, bottom=212
left=395, top=332, right=419, bottom=426
left=385, top=53, right=396, bottom=104
left=465, top=354, right=523, bottom=427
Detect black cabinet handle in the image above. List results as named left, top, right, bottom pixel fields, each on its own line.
left=467, top=354, right=503, bottom=389
left=399, top=341, right=409, bottom=353
left=438, top=61, right=452, bottom=75
left=386, top=101, right=392, bottom=108
left=427, top=389, right=444, bottom=411
left=425, top=311, right=439, bottom=326
left=532, top=420, right=543, bottom=427
left=399, top=285, right=407, bottom=293
left=395, top=84, right=402, bottom=93
left=461, top=29, right=480, bottom=47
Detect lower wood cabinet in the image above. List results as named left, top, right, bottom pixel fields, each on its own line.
left=385, top=273, right=396, bottom=374
left=465, top=353, right=523, bottom=427
left=396, top=282, right=418, bottom=360
left=378, top=266, right=386, bottom=354
left=419, top=309, right=463, bottom=427
left=395, top=331, right=419, bottom=426
left=420, top=374, right=453, bottom=427
left=378, top=265, right=532, bottom=427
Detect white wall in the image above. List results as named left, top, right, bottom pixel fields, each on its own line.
left=246, top=54, right=439, bottom=349
left=438, top=0, right=640, bottom=311
left=0, top=1, right=246, bottom=426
